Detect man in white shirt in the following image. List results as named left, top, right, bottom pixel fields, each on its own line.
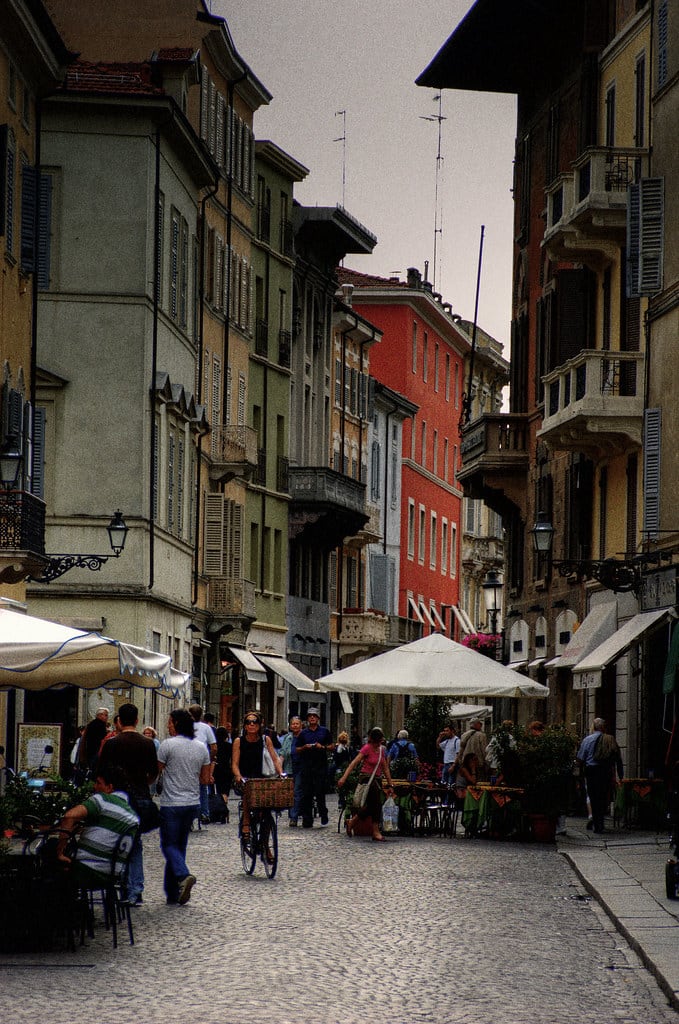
left=189, top=704, right=217, bottom=825
left=437, top=724, right=460, bottom=786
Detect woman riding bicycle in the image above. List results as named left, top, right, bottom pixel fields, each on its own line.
left=232, top=711, right=282, bottom=838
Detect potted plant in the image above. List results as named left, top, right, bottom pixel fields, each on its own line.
left=497, top=725, right=576, bottom=841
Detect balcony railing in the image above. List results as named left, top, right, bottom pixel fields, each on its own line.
left=288, top=466, right=366, bottom=516
left=544, top=148, right=648, bottom=253
left=460, top=414, right=529, bottom=467
left=206, top=576, right=256, bottom=620
left=255, top=319, right=269, bottom=358
left=257, top=204, right=271, bottom=243
left=538, top=349, right=645, bottom=452
left=0, top=490, right=46, bottom=553
left=278, top=329, right=291, bottom=368
left=280, top=219, right=294, bottom=257
left=390, top=615, right=423, bottom=644
left=253, top=447, right=266, bottom=486
left=340, top=609, right=390, bottom=646
left=209, top=425, right=258, bottom=481
left=276, top=455, right=289, bottom=493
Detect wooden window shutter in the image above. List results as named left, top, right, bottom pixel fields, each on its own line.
left=643, top=407, right=661, bottom=540
left=37, top=174, right=52, bottom=290
left=32, top=404, right=46, bottom=499
left=230, top=501, right=243, bottom=578
left=628, top=179, right=664, bottom=296
left=215, top=96, right=224, bottom=168
left=0, top=125, right=7, bottom=236
left=207, top=78, right=216, bottom=154
left=20, top=164, right=37, bottom=274
left=168, top=430, right=175, bottom=531
left=658, top=0, right=668, bottom=89
left=639, top=178, right=663, bottom=295
left=204, top=493, right=226, bottom=575
left=200, top=66, right=209, bottom=142
left=556, top=269, right=592, bottom=364
left=170, top=211, right=179, bottom=318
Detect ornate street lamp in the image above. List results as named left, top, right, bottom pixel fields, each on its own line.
left=28, top=511, right=129, bottom=583
left=481, top=568, right=503, bottom=637
left=0, top=435, right=23, bottom=490
left=531, top=510, right=555, bottom=555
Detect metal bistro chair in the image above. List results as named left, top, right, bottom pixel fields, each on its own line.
left=77, top=826, right=139, bottom=948
left=415, top=784, right=459, bottom=838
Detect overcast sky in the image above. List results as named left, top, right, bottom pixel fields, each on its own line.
left=218, top=1, right=517, bottom=348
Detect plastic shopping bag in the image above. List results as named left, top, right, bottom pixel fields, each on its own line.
left=381, top=796, right=399, bottom=834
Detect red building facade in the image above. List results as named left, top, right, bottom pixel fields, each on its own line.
left=337, top=267, right=470, bottom=639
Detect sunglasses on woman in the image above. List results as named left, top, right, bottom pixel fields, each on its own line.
left=245, top=719, right=259, bottom=725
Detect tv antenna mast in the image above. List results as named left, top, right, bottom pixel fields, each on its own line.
left=419, top=93, right=446, bottom=291
left=334, top=109, right=347, bottom=208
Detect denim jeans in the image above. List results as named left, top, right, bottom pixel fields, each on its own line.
left=125, top=834, right=144, bottom=901
left=199, top=783, right=210, bottom=819
left=159, top=804, right=197, bottom=901
left=289, top=763, right=303, bottom=821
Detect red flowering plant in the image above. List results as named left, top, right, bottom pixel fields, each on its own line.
left=461, top=632, right=502, bottom=653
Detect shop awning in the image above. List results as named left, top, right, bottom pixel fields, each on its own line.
left=558, top=602, right=618, bottom=670
left=509, top=661, right=527, bottom=671
left=419, top=601, right=435, bottom=627
left=573, top=608, right=674, bottom=677
left=228, top=646, right=267, bottom=683
left=528, top=657, right=546, bottom=669
left=256, top=654, right=315, bottom=691
left=407, top=596, right=424, bottom=623
left=430, top=604, right=446, bottom=632
left=451, top=605, right=472, bottom=635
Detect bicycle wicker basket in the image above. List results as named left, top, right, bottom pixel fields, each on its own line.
left=244, top=777, right=294, bottom=809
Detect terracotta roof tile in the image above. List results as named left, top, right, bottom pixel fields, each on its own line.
left=63, top=61, right=163, bottom=97
left=337, top=266, right=407, bottom=288
left=156, top=47, right=197, bottom=63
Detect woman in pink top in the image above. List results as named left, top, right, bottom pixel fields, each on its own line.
left=337, top=727, right=394, bottom=842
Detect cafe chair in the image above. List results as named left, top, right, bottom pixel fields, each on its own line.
left=77, top=826, right=139, bottom=949
left=20, top=827, right=84, bottom=951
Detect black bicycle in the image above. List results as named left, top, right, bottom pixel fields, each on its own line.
left=238, top=786, right=279, bottom=879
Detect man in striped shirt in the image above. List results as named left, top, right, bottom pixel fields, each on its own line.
left=56, top=764, right=139, bottom=885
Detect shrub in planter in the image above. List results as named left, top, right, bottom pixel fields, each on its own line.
left=496, top=724, right=576, bottom=818
left=0, top=774, right=94, bottom=833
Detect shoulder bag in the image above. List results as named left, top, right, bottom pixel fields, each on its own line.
left=262, top=739, right=277, bottom=777
left=353, top=747, right=382, bottom=810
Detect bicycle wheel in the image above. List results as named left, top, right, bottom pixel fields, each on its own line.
left=240, top=816, right=257, bottom=875
left=260, top=811, right=278, bottom=879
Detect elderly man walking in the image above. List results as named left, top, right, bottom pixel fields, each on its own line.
left=577, top=718, right=620, bottom=834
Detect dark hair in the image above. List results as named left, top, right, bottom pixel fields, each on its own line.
left=216, top=727, right=230, bottom=742
left=242, top=711, right=263, bottom=737
left=118, top=703, right=138, bottom=727
left=170, top=708, right=195, bottom=738
left=368, top=727, right=384, bottom=743
left=97, top=763, right=130, bottom=791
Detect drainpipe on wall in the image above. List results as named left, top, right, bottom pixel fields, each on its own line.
left=192, top=176, right=219, bottom=604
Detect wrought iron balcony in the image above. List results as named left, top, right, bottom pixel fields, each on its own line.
left=209, top=425, right=258, bottom=483
left=255, top=319, right=269, bottom=358
left=288, top=466, right=367, bottom=548
left=457, top=414, right=529, bottom=519
left=538, top=349, right=645, bottom=454
left=278, top=329, right=291, bottom=368
left=0, top=490, right=49, bottom=584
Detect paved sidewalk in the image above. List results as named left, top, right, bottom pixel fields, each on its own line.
left=558, top=816, right=679, bottom=1010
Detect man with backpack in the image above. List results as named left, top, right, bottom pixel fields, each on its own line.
left=388, top=729, right=418, bottom=766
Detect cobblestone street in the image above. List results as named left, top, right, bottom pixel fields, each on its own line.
left=2, top=798, right=677, bottom=1024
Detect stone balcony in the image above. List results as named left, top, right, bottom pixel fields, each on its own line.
left=457, top=414, right=530, bottom=519
left=544, top=147, right=648, bottom=263
left=538, top=349, right=644, bottom=454
left=209, top=425, right=258, bottom=483
left=340, top=608, right=391, bottom=646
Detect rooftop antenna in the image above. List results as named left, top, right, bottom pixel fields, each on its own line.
left=334, top=109, right=347, bottom=208
left=419, top=92, right=446, bottom=291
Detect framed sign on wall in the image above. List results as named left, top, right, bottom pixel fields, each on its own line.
left=16, top=723, right=62, bottom=775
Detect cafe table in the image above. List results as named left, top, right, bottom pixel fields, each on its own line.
left=462, top=783, right=524, bottom=838
left=613, top=777, right=667, bottom=831
left=0, top=828, right=79, bottom=951
left=385, top=779, right=453, bottom=835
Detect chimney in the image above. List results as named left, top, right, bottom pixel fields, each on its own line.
left=407, top=267, right=421, bottom=288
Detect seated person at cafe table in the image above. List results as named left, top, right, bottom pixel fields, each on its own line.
left=453, top=751, right=478, bottom=806
left=55, top=764, right=139, bottom=886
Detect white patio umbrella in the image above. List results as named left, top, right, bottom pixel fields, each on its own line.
left=317, top=632, right=549, bottom=699
left=0, top=608, right=178, bottom=695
